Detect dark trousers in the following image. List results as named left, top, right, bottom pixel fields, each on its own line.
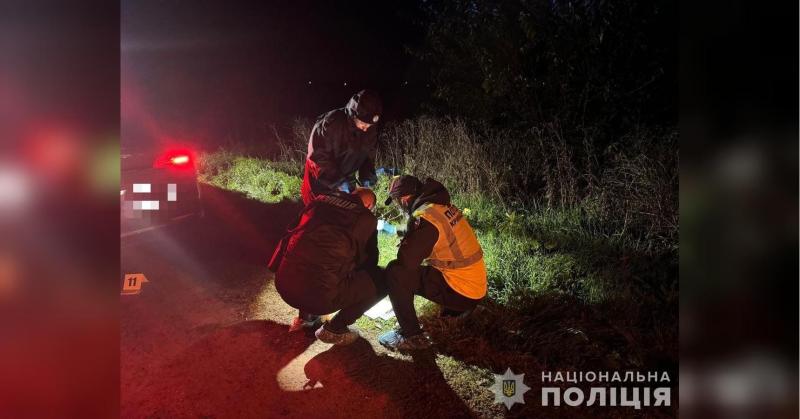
left=385, top=261, right=481, bottom=336
left=277, top=264, right=387, bottom=331
left=327, top=266, right=387, bottom=331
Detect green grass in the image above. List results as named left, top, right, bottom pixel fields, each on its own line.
left=199, top=154, right=302, bottom=203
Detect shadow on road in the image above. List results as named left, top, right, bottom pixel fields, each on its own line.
left=123, top=320, right=474, bottom=418
left=123, top=320, right=313, bottom=417
left=305, top=339, right=475, bottom=418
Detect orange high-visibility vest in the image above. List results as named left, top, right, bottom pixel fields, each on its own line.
left=413, top=203, right=487, bottom=299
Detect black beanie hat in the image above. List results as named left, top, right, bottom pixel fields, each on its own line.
left=346, top=89, right=383, bottom=124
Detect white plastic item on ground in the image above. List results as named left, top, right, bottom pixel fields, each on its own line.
left=364, top=297, right=395, bottom=320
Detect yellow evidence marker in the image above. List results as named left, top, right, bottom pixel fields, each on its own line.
left=121, top=273, right=149, bottom=295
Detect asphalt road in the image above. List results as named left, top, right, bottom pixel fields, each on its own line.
left=120, top=184, right=477, bottom=418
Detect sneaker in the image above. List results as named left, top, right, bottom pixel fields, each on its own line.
left=378, top=330, right=432, bottom=352
left=289, top=314, right=322, bottom=332
left=314, top=324, right=360, bottom=345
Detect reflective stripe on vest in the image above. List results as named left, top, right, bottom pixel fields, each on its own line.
left=427, top=249, right=483, bottom=269
left=414, top=203, right=482, bottom=269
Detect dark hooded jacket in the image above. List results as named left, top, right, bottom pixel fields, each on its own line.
left=303, top=90, right=382, bottom=197
left=395, top=178, right=451, bottom=270
left=276, top=192, right=378, bottom=306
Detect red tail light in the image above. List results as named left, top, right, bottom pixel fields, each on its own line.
left=154, top=149, right=194, bottom=169
left=170, top=155, right=190, bottom=165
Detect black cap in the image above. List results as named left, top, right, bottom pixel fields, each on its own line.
left=345, top=89, right=383, bottom=124
left=384, top=175, right=422, bottom=205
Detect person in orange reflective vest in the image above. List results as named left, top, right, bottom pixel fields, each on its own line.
left=378, top=175, right=487, bottom=351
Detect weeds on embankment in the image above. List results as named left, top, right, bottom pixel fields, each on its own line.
left=198, top=116, right=678, bottom=382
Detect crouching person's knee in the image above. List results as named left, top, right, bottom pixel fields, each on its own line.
left=365, top=266, right=389, bottom=296
left=386, top=260, right=409, bottom=286
left=385, top=260, right=406, bottom=280
left=386, top=260, right=420, bottom=294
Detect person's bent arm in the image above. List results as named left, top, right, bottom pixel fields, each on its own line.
left=395, top=218, right=439, bottom=270
left=357, top=154, right=377, bottom=187
left=357, top=130, right=378, bottom=187
left=308, top=121, right=343, bottom=189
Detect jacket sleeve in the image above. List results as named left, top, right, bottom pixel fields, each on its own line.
left=357, top=154, right=377, bottom=186
left=357, top=133, right=378, bottom=186
left=308, top=118, right=343, bottom=189
left=396, top=218, right=439, bottom=270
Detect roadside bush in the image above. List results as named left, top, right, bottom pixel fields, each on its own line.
left=197, top=148, right=237, bottom=180
left=274, top=117, right=311, bottom=167
left=594, top=129, right=679, bottom=250
left=378, top=116, right=678, bottom=253
left=380, top=117, right=506, bottom=201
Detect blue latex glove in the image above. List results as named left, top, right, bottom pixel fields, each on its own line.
left=338, top=182, right=350, bottom=193
left=376, top=167, right=398, bottom=176
left=376, top=219, right=397, bottom=234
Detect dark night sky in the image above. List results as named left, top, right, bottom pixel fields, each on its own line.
left=122, top=0, right=428, bottom=148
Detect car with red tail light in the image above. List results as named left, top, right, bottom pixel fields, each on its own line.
left=121, top=147, right=202, bottom=237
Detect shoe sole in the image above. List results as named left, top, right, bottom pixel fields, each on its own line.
left=289, top=319, right=323, bottom=333
left=315, top=328, right=359, bottom=345
left=318, top=336, right=359, bottom=345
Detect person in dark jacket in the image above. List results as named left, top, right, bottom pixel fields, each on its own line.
left=275, top=187, right=386, bottom=345
left=378, top=176, right=487, bottom=351
left=301, top=89, right=383, bottom=205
